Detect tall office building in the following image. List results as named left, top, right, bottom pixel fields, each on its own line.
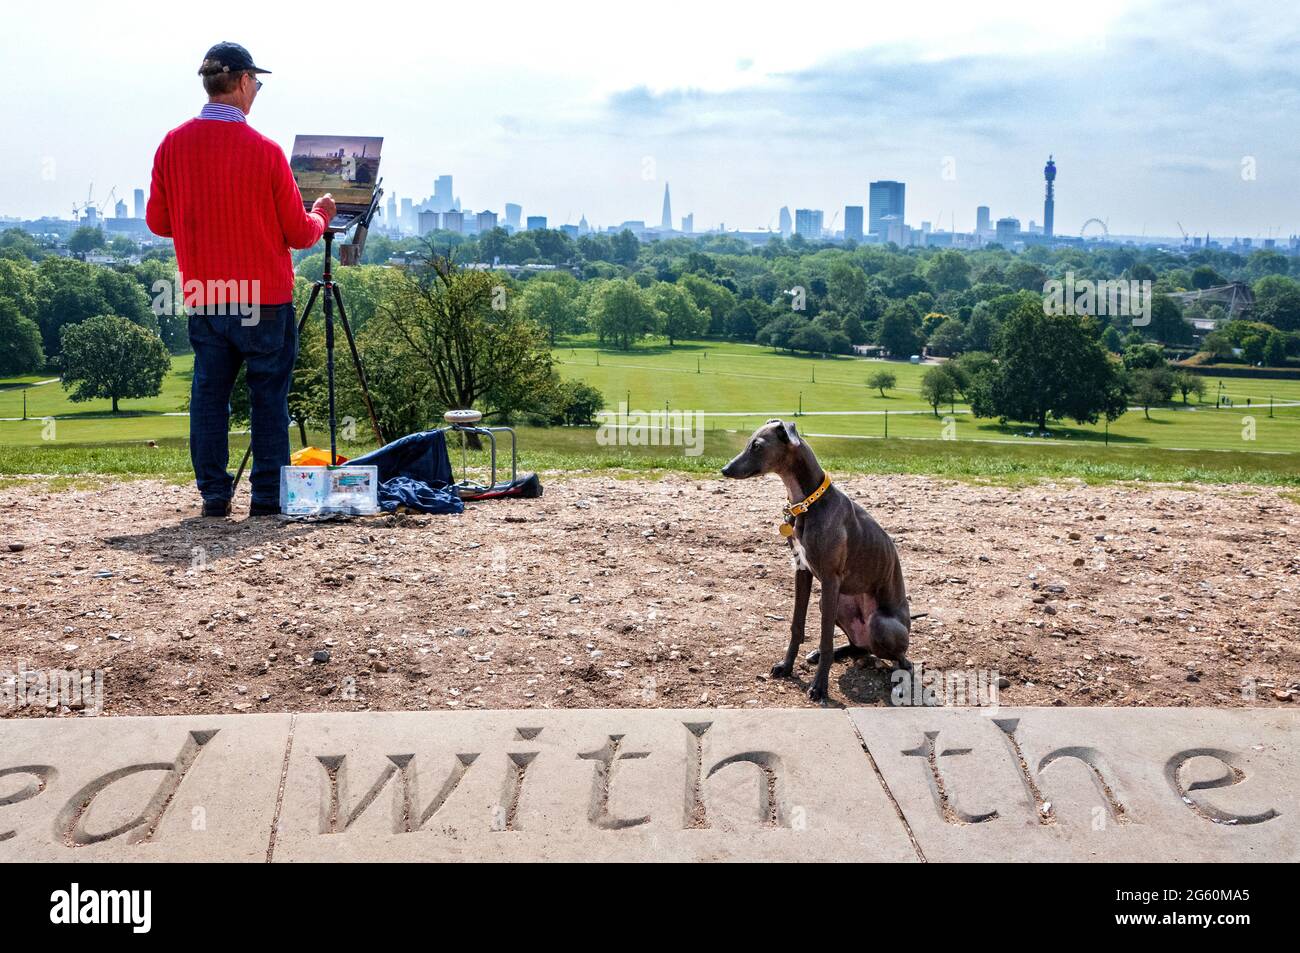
left=442, top=210, right=464, bottom=233
left=477, top=210, right=498, bottom=233
left=1043, top=155, right=1056, bottom=239
left=526, top=215, right=547, bottom=231
left=386, top=193, right=398, bottom=231
left=133, top=189, right=145, bottom=220
left=682, top=212, right=693, bottom=234
left=115, top=199, right=128, bottom=218
left=778, top=206, right=792, bottom=237
left=976, top=205, right=991, bottom=236
left=868, top=181, right=905, bottom=237
left=881, top=215, right=906, bottom=246
left=844, top=205, right=864, bottom=242
left=433, top=175, right=454, bottom=212
left=794, top=208, right=824, bottom=238
left=504, top=203, right=522, bottom=229
left=660, top=183, right=672, bottom=231
left=995, top=217, right=1021, bottom=244
left=418, top=210, right=439, bottom=236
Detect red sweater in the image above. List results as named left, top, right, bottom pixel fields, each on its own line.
left=147, top=117, right=328, bottom=307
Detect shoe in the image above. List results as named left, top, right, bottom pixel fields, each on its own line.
left=202, top=499, right=232, bottom=518
left=249, top=501, right=281, bottom=517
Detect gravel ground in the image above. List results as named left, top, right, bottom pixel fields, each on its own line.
left=1, top=473, right=1297, bottom=717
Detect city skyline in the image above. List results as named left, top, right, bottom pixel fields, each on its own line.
left=2, top=0, right=1299, bottom=236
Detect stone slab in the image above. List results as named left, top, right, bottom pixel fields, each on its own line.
left=1, top=708, right=1294, bottom=861
left=271, top=708, right=916, bottom=861
left=267, top=707, right=909, bottom=863
left=0, top=714, right=291, bottom=862
left=850, top=707, right=1299, bottom=862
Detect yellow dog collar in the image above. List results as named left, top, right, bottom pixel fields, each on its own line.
left=779, top=473, right=832, bottom=537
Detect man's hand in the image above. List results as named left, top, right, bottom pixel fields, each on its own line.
left=312, top=192, right=337, bottom=224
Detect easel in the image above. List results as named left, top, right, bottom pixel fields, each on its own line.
left=232, top=184, right=386, bottom=492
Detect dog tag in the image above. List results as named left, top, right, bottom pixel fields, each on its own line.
left=778, top=522, right=794, bottom=538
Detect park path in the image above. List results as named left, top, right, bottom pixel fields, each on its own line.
left=0, top=707, right=1292, bottom=861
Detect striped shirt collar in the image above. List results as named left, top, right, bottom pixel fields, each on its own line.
left=198, top=102, right=247, bottom=123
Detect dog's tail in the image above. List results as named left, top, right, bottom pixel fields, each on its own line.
left=910, top=612, right=928, bottom=619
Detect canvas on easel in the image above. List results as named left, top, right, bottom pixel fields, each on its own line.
left=290, top=134, right=383, bottom=229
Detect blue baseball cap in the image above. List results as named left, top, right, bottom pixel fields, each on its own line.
left=198, top=42, right=271, bottom=76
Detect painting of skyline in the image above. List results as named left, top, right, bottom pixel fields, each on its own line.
left=290, top=135, right=383, bottom=205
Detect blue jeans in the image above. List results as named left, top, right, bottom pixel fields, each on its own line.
left=188, top=304, right=298, bottom=507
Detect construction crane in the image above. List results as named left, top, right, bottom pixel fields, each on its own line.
left=71, top=182, right=96, bottom=221
left=71, top=182, right=119, bottom=223
left=1176, top=221, right=1189, bottom=245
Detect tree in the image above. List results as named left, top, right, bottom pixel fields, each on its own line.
left=966, top=310, right=998, bottom=351
left=35, top=257, right=155, bottom=356
left=759, top=313, right=807, bottom=351
left=788, top=323, right=830, bottom=355
left=543, top=379, right=605, bottom=425
left=927, top=317, right=966, bottom=357
left=1191, top=265, right=1224, bottom=290
left=591, top=279, right=656, bottom=349
left=1129, top=365, right=1175, bottom=420
left=1252, top=279, right=1300, bottom=333
left=58, top=314, right=170, bottom=413
left=340, top=315, right=442, bottom=441
left=876, top=301, right=921, bottom=358
left=1246, top=249, right=1288, bottom=279
left=650, top=282, right=708, bottom=345
left=1101, top=325, right=1124, bottom=353
left=517, top=276, right=579, bottom=344
left=841, top=311, right=866, bottom=346
left=919, top=365, right=958, bottom=416
left=377, top=257, right=558, bottom=440
left=108, top=235, right=139, bottom=257
left=1004, top=260, right=1047, bottom=292
left=1122, top=342, right=1167, bottom=370
left=1143, top=294, right=1193, bottom=344
left=68, top=226, right=106, bottom=256
left=0, top=227, right=46, bottom=262
left=727, top=297, right=771, bottom=341
left=0, top=297, right=45, bottom=374
left=610, top=229, right=639, bottom=266
left=972, top=303, right=1127, bottom=431
left=926, top=250, right=971, bottom=293
left=131, top=258, right=188, bottom=353
left=1171, top=369, right=1206, bottom=404
left=1263, top=331, right=1289, bottom=367
left=677, top=273, right=736, bottom=336
left=826, top=258, right=868, bottom=313
left=867, top=370, right=896, bottom=398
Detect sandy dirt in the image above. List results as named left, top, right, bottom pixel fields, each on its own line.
left=1, top=474, right=1297, bottom=718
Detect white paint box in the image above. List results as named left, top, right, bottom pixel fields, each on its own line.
left=279, top=465, right=380, bottom=516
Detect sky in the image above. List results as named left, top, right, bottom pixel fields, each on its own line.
left=2, top=0, right=1298, bottom=237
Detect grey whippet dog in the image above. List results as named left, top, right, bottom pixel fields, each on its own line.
left=721, top=419, right=912, bottom=702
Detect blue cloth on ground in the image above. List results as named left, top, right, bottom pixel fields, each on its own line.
left=375, top=475, right=463, bottom=515
left=346, top=430, right=463, bottom=515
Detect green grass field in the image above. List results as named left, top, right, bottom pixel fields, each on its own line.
left=553, top=338, right=1300, bottom=453
left=1, top=338, right=1296, bottom=485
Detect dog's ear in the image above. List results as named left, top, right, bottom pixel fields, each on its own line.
left=780, top=420, right=802, bottom=447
